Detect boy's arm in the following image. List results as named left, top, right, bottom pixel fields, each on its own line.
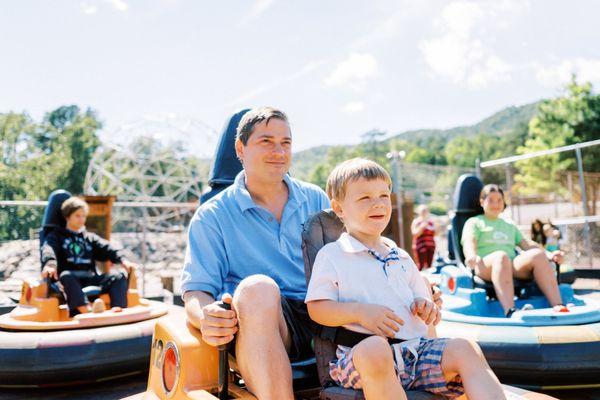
left=407, top=257, right=441, bottom=326
left=306, top=299, right=363, bottom=327
left=41, top=233, right=59, bottom=280
left=306, top=250, right=403, bottom=338
left=89, top=233, right=123, bottom=264
left=307, top=300, right=404, bottom=338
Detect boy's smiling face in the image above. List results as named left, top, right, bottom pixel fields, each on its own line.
left=332, top=177, right=392, bottom=242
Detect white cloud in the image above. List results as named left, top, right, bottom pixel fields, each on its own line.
left=419, top=0, right=525, bottom=88
left=240, top=0, right=276, bottom=26
left=81, top=2, right=98, bottom=14
left=325, top=53, right=378, bottom=91
left=438, top=1, right=484, bottom=37
left=343, top=101, right=365, bottom=114
left=535, top=58, right=600, bottom=87
left=105, top=0, right=128, bottom=12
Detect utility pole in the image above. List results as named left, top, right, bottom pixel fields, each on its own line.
left=387, top=150, right=407, bottom=249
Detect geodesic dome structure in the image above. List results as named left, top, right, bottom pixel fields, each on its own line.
left=84, top=116, right=218, bottom=232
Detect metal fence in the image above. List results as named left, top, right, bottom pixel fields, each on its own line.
left=394, top=160, right=476, bottom=213
left=0, top=202, right=196, bottom=297
left=479, top=139, right=599, bottom=270
left=517, top=216, right=600, bottom=270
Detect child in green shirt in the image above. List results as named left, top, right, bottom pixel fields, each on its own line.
left=461, top=184, right=567, bottom=317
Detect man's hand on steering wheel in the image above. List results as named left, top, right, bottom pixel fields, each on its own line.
left=199, top=293, right=239, bottom=347
left=41, top=261, right=59, bottom=281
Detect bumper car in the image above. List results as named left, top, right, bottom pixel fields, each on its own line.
left=435, top=174, right=600, bottom=390
left=0, top=190, right=169, bottom=387
left=135, top=111, right=557, bottom=399
left=136, top=208, right=556, bottom=400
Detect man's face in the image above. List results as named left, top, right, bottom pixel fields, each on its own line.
left=235, top=118, right=292, bottom=183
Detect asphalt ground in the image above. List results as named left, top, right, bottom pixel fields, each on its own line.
left=1, top=279, right=599, bottom=400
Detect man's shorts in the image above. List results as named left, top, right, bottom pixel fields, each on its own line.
left=329, top=337, right=464, bottom=398
left=228, top=295, right=315, bottom=362
left=281, top=296, right=316, bottom=361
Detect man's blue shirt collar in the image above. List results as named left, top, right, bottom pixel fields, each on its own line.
left=232, top=171, right=307, bottom=213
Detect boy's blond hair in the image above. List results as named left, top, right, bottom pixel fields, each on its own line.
left=326, top=158, right=392, bottom=201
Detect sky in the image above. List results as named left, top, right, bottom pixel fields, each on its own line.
left=2, top=0, right=600, bottom=153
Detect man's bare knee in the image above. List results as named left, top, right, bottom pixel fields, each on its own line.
left=233, top=274, right=281, bottom=319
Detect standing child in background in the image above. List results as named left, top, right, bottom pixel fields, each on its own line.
left=306, top=158, right=505, bottom=400
left=411, top=205, right=436, bottom=270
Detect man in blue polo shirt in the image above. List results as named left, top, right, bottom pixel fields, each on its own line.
left=182, top=107, right=330, bottom=400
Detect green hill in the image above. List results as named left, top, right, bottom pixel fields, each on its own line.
left=388, top=101, right=539, bottom=143
left=291, top=101, right=540, bottom=179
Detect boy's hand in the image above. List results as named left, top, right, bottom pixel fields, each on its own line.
left=41, top=262, right=58, bottom=280
left=357, top=304, right=404, bottom=338
left=430, top=282, right=443, bottom=309
left=410, top=297, right=441, bottom=326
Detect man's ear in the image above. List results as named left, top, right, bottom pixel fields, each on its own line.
left=234, top=139, right=244, bottom=162
left=331, top=198, right=343, bottom=219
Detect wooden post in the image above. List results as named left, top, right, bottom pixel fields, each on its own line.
left=82, top=195, right=115, bottom=239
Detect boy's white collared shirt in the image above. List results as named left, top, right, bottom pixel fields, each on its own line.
left=306, top=232, right=432, bottom=341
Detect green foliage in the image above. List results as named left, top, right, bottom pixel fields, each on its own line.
left=516, top=77, right=600, bottom=197
left=0, top=106, right=102, bottom=240
left=45, top=106, right=102, bottom=193
left=293, top=102, right=539, bottom=186
left=427, top=201, right=448, bottom=216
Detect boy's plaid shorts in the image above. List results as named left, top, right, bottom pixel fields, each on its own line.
left=329, top=337, right=464, bottom=399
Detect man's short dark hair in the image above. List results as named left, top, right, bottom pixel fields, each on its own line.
left=236, top=107, right=289, bottom=145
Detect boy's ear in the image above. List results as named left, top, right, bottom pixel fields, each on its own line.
left=331, top=198, right=343, bottom=219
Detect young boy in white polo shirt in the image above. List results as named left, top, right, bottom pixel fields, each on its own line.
left=305, top=158, right=505, bottom=400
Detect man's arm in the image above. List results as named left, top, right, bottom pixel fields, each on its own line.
left=184, top=290, right=217, bottom=330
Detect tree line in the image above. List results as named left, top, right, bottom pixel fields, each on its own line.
left=1, top=78, right=599, bottom=240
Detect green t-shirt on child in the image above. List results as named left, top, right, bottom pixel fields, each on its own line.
left=461, top=215, right=523, bottom=260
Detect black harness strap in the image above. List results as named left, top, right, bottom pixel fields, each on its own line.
left=321, top=326, right=404, bottom=348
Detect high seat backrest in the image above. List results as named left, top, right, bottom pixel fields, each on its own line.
left=301, top=209, right=345, bottom=387
left=200, top=109, right=250, bottom=203
left=450, top=174, right=483, bottom=265
left=39, top=190, right=72, bottom=259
